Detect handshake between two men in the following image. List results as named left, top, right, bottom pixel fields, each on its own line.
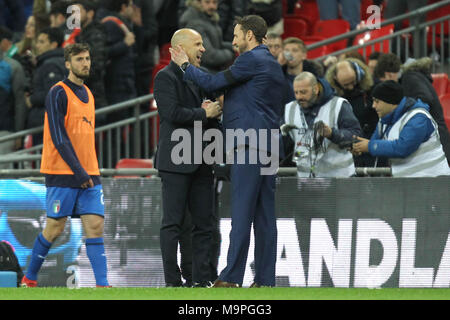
left=202, top=98, right=223, bottom=119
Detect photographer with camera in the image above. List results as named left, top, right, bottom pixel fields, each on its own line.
left=282, top=72, right=361, bottom=177
left=352, top=81, right=449, bottom=177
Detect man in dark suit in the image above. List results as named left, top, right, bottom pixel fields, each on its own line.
left=170, top=15, right=285, bottom=287
left=153, top=28, right=222, bottom=287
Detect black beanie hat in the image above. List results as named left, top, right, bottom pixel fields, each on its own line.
left=372, top=80, right=404, bottom=105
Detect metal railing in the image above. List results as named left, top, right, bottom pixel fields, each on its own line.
left=0, top=93, right=157, bottom=169
left=306, top=0, right=450, bottom=69
left=0, top=167, right=392, bottom=178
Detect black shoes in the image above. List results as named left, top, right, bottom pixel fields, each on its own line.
left=193, top=281, right=213, bottom=288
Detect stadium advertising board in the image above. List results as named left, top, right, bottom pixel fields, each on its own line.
left=0, top=178, right=448, bottom=288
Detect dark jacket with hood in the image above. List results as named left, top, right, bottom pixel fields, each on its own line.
left=400, top=57, right=450, bottom=165
left=27, top=47, right=66, bottom=129
left=102, top=13, right=136, bottom=103
left=75, top=20, right=108, bottom=110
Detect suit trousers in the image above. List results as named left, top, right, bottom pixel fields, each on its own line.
left=218, top=148, right=277, bottom=286
left=159, top=164, right=214, bottom=285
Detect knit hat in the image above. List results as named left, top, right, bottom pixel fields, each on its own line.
left=372, top=80, right=404, bottom=105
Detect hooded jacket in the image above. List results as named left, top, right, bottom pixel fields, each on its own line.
left=27, top=48, right=66, bottom=129
left=400, top=57, right=450, bottom=165
left=369, top=97, right=449, bottom=176
left=369, top=97, right=435, bottom=158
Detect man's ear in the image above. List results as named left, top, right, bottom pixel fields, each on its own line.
left=65, top=60, right=70, bottom=70
left=246, top=30, right=253, bottom=42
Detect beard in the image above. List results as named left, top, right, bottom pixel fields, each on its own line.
left=72, top=68, right=90, bottom=81
left=298, top=91, right=318, bottom=108
left=237, top=40, right=248, bottom=54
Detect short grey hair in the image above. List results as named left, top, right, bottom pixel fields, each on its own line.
left=294, top=72, right=318, bottom=87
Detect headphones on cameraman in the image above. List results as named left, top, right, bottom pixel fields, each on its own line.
left=350, top=61, right=365, bottom=83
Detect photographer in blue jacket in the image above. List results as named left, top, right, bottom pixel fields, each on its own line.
left=352, top=81, right=449, bottom=177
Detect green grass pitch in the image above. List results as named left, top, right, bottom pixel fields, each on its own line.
left=0, top=287, right=449, bottom=300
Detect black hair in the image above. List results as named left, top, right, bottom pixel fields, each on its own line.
left=0, top=26, right=13, bottom=41
left=105, top=0, right=131, bottom=13
left=38, top=27, right=65, bottom=47
left=374, top=53, right=401, bottom=79
left=234, top=15, right=267, bottom=44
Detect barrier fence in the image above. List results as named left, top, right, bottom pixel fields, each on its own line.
left=1, top=176, right=448, bottom=288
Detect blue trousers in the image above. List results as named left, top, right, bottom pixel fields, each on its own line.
left=218, top=148, right=277, bottom=286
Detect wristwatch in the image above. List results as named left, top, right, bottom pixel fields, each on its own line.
left=180, top=62, right=190, bottom=72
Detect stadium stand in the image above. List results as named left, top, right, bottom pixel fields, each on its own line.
left=432, top=73, right=449, bottom=97
left=282, top=17, right=308, bottom=39
left=353, top=23, right=395, bottom=57
left=312, top=19, right=350, bottom=52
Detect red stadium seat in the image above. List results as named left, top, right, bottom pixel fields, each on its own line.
left=302, top=35, right=331, bottom=59
left=159, top=43, right=172, bottom=61
left=312, top=19, right=350, bottom=52
left=427, top=0, right=450, bottom=35
left=353, top=23, right=394, bottom=58
left=115, top=158, right=153, bottom=169
left=431, top=73, right=449, bottom=97
left=282, top=17, right=309, bottom=39
left=440, top=93, right=450, bottom=133
left=292, top=0, right=320, bottom=28
left=115, top=158, right=154, bottom=178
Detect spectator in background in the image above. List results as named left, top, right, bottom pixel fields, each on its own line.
left=133, top=0, right=158, bottom=98
left=156, top=0, right=180, bottom=47
left=374, top=53, right=450, bottom=165
left=15, top=15, right=37, bottom=56
left=247, top=0, right=283, bottom=35
left=26, top=27, right=66, bottom=146
left=338, top=50, right=366, bottom=65
left=368, top=51, right=382, bottom=78
left=0, top=0, right=26, bottom=33
left=325, top=58, right=382, bottom=167
left=49, top=1, right=68, bottom=31
left=279, top=37, right=324, bottom=105
left=353, top=81, right=449, bottom=176
left=1, top=27, right=34, bottom=97
left=218, top=0, right=248, bottom=42
left=383, top=0, right=427, bottom=57
left=0, top=45, right=27, bottom=166
left=180, top=0, right=234, bottom=73
left=0, top=26, right=21, bottom=61
left=101, top=0, right=136, bottom=113
left=71, top=0, right=108, bottom=125
left=282, top=72, right=361, bottom=177
left=266, top=33, right=282, bottom=59
left=101, top=0, right=136, bottom=167
left=317, top=0, right=361, bottom=30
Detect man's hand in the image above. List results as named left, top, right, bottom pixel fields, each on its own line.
left=25, top=93, right=32, bottom=108
left=81, top=178, right=94, bottom=189
left=217, top=95, right=224, bottom=108
left=352, top=136, right=369, bottom=156
left=169, top=45, right=189, bottom=67
left=318, top=123, right=333, bottom=138
left=124, top=32, right=135, bottom=47
left=202, top=100, right=222, bottom=119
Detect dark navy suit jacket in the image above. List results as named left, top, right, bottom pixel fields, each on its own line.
left=184, top=45, right=285, bottom=154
